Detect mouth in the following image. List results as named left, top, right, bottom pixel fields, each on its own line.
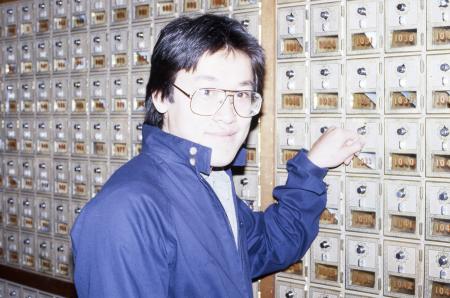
left=204, top=130, right=239, bottom=137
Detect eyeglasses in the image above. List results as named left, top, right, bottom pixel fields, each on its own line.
left=172, top=83, right=262, bottom=118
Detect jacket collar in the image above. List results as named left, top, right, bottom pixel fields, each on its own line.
left=141, top=124, right=247, bottom=175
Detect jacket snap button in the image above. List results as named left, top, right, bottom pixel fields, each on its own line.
left=189, top=147, right=197, bottom=155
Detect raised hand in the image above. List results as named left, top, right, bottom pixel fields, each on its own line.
left=307, top=127, right=365, bottom=169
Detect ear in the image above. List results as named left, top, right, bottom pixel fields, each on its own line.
left=151, top=91, right=169, bottom=114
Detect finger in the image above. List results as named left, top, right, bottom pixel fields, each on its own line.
left=344, top=155, right=353, bottom=165
left=356, top=135, right=366, bottom=146
left=341, top=140, right=365, bottom=157
left=344, top=137, right=358, bottom=146
left=343, top=136, right=365, bottom=148
left=331, top=129, right=360, bottom=145
left=340, top=128, right=359, bottom=139
left=323, top=126, right=337, bottom=135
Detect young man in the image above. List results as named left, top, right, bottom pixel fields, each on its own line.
left=71, top=15, right=363, bottom=297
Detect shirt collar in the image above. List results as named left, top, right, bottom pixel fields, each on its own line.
left=141, top=124, right=247, bottom=175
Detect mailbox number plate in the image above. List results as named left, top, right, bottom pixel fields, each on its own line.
left=391, top=29, right=417, bottom=48
left=315, top=263, right=338, bottom=282
left=433, top=27, right=450, bottom=46
left=351, top=269, right=375, bottom=288
left=390, top=275, right=416, bottom=295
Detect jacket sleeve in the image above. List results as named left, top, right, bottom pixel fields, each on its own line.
left=70, top=189, right=172, bottom=298
left=238, top=150, right=327, bottom=279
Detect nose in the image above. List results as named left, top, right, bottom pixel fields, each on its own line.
left=213, top=94, right=237, bottom=123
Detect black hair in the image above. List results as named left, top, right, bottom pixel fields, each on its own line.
left=144, top=14, right=265, bottom=127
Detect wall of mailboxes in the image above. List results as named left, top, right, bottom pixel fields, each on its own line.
left=0, top=278, right=64, bottom=298
left=0, top=0, right=450, bottom=297
left=274, top=0, right=450, bottom=297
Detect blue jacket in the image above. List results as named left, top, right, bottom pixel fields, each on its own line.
left=71, top=124, right=327, bottom=298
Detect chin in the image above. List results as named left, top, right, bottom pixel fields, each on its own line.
left=210, top=157, right=234, bottom=168
left=210, top=150, right=238, bottom=168
left=208, top=141, right=244, bottom=168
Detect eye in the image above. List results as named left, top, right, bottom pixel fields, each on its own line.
left=236, top=91, right=251, bottom=99
left=199, top=89, right=212, bottom=96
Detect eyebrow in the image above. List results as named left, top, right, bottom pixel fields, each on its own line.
left=239, top=80, right=254, bottom=87
left=193, top=75, right=217, bottom=82
left=194, top=75, right=254, bottom=87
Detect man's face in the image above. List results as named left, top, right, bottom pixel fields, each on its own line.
left=157, top=49, right=254, bottom=167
